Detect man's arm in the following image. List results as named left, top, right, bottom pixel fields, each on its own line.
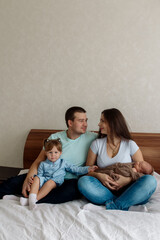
left=22, top=149, right=46, bottom=197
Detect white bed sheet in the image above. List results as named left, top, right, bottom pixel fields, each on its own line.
left=0, top=172, right=160, bottom=240
left=1, top=199, right=160, bottom=240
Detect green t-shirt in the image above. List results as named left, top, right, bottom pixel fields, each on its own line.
left=48, top=131, right=97, bottom=179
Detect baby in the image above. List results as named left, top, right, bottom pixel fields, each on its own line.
left=95, top=161, right=154, bottom=182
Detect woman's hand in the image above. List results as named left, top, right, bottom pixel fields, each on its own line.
left=114, top=174, right=132, bottom=190
left=98, top=173, right=119, bottom=190
left=22, top=176, right=34, bottom=197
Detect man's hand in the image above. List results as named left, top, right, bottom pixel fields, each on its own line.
left=22, top=176, right=34, bottom=197
left=21, top=149, right=46, bottom=197
left=28, top=176, right=34, bottom=185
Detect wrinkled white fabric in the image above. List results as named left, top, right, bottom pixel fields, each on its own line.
left=0, top=172, right=160, bottom=240
left=0, top=198, right=160, bottom=240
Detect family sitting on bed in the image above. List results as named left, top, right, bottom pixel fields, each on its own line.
left=0, top=106, right=157, bottom=211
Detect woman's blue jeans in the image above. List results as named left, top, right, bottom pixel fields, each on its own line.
left=78, top=175, right=157, bottom=210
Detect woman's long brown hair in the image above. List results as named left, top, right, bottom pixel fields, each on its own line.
left=98, top=108, right=132, bottom=144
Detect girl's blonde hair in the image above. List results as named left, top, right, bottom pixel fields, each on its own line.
left=43, top=138, right=62, bottom=152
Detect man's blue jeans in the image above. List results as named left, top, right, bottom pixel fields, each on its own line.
left=78, top=175, right=157, bottom=210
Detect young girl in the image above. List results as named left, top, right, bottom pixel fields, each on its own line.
left=20, top=138, right=97, bottom=209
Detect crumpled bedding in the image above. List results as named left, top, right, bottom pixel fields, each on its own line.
left=1, top=199, right=160, bottom=240
left=0, top=172, right=160, bottom=240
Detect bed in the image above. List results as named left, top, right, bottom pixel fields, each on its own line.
left=1, top=129, right=160, bottom=240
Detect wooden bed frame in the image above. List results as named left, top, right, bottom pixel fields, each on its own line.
left=23, top=129, right=160, bottom=174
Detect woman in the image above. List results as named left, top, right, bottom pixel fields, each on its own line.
left=78, top=108, right=157, bottom=210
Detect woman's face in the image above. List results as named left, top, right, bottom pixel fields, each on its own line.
left=98, top=114, right=110, bottom=135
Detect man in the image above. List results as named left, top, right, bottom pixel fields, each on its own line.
left=1, top=106, right=97, bottom=204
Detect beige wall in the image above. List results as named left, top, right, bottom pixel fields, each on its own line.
left=0, top=0, right=160, bottom=167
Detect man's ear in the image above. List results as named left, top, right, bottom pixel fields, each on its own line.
left=68, top=120, right=73, bottom=128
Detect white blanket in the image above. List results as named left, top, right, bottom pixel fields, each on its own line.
left=0, top=172, right=160, bottom=240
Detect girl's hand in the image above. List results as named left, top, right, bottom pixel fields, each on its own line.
left=98, top=173, right=119, bottom=190
left=88, top=165, right=98, bottom=172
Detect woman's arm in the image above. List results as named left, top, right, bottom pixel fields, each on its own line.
left=22, top=149, right=46, bottom=197
left=114, top=148, right=144, bottom=190
left=86, top=148, right=119, bottom=190
left=132, top=149, right=144, bottom=162
left=86, top=148, right=97, bottom=166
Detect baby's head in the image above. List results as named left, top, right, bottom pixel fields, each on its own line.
left=44, top=138, right=62, bottom=162
left=134, top=161, right=154, bottom=175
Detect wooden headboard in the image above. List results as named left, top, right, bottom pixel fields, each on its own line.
left=23, top=129, right=160, bottom=174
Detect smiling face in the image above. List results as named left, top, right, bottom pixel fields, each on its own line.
left=98, top=114, right=110, bottom=135
left=68, top=112, right=88, bottom=135
left=46, top=146, right=62, bottom=162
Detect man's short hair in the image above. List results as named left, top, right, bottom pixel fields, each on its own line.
left=65, top=106, right=86, bottom=127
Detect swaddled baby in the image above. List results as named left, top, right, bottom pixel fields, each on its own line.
left=95, top=161, right=154, bottom=182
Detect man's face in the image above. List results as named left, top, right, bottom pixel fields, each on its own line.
left=69, top=112, right=88, bottom=134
